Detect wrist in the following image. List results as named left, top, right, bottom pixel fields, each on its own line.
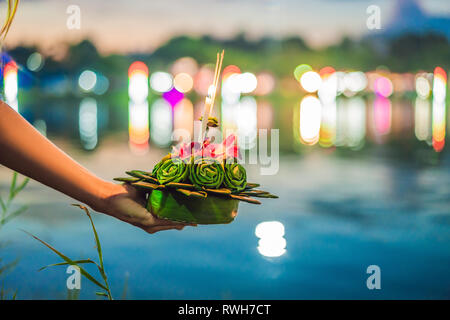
left=89, top=179, right=125, bottom=213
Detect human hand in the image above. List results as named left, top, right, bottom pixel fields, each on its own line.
left=92, top=182, right=195, bottom=234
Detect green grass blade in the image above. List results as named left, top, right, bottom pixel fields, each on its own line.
left=38, top=259, right=98, bottom=271
left=12, top=178, right=29, bottom=199
left=95, top=291, right=108, bottom=297
left=9, top=172, right=17, bottom=200
left=1, top=205, right=28, bottom=226
left=0, top=258, right=19, bottom=276
left=0, top=195, right=6, bottom=213
left=71, top=204, right=113, bottom=300
left=22, top=230, right=108, bottom=291
left=72, top=205, right=105, bottom=270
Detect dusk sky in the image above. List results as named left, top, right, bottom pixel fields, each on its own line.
left=2, top=0, right=450, bottom=55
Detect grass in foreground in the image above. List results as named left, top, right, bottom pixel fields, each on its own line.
left=0, top=172, right=29, bottom=300
left=24, top=204, right=113, bottom=300
left=0, top=172, right=29, bottom=228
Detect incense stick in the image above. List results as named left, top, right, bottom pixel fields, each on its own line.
left=1, top=0, right=20, bottom=46
left=199, top=50, right=224, bottom=143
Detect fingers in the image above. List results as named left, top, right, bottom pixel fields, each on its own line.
left=143, top=218, right=197, bottom=234
left=145, top=224, right=184, bottom=234
left=154, top=217, right=196, bottom=227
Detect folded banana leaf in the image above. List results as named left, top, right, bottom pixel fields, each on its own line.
left=148, top=189, right=239, bottom=224
left=116, top=159, right=277, bottom=224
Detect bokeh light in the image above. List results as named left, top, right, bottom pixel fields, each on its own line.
left=221, top=73, right=241, bottom=104
left=293, top=64, right=312, bottom=82
left=254, top=72, right=275, bottom=96
left=432, top=99, right=446, bottom=152
left=319, top=100, right=336, bottom=148
left=222, top=65, right=241, bottom=80
left=373, top=96, right=392, bottom=136
left=78, top=70, right=97, bottom=92
left=374, top=76, right=393, bottom=98
left=150, top=98, right=173, bottom=147
left=173, top=72, right=194, bottom=93
left=194, top=66, right=214, bottom=96
left=171, top=57, right=198, bottom=77
left=300, top=71, right=322, bottom=93
left=128, top=61, right=149, bottom=78
left=174, top=98, right=194, bottom=138
left=162, top=87, right=184, bottom=107
left=128, top=62, right=149, bottom=103
left=237, top=96, right=257, bottom=149
left=414, top=97, right=431, bottom=142
left=239, top=72, right=258, bottom=94
left=336, top=97, right=366, bottom=148
left=3, top=61, right=18, bottom=111
left=318, top=70, right=337, bottom=103
left=343, top=71, right=367, bottom=95
left=433, top=66, right=447, bottom=103
left=431, top=67, right=447, bottom=152
left=150, top=71, right=173, bottom=93
left=129, top=100, right=149, bottom=154
left=93, top=74, right=109, bottom=95
left=299, top=95, right=322, bottom=145
left=79, top=98, right=98, bottom=150
left=27, top=52, right=44, bottom=72
left=415, top=75, right=431, bottom=99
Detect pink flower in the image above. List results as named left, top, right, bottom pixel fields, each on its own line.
left=170, top=134, right=241, bottom=162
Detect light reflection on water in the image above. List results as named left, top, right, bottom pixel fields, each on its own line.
left=3, top=76, right=450, bottom=298
left=79, top=98, right=98, bottom=150
left=71, top=92, right=449, bottom=159
left=1, top=151, right=449, bottom=299
left=255, top=221, right=286, bottom=258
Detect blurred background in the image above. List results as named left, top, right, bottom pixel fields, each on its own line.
left=0, top=0, right=449, bottom=299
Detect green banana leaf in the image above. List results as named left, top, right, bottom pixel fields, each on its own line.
left=148, top=189, right=239, bottom=224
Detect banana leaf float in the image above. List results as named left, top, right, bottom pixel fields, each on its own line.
left=114, top=51, right=277, bottom=224
left=114, top=135, right=278, bottom=224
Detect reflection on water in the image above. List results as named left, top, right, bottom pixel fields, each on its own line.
left=237, top=97, right=257, bottom=150
left=432, top=99, right=446, bottom=152
left=255, top=221, right=286, bottom=258
left=432, top=67, right=447, bottom=152
left=1, top=152, right=449, bottom=299
left=129, top=100, right=149, bottom=154
left=5, top=61, right=443, bottom=160
left=336, top=97, right=365, bottom=148
left=1, top=52, right=449, bottom=299
left=173, top=98, right=194, bottom=139
left=373, top=96, right=392, bottom=138
left=298, top=95, right=321, bottom=145
left=79, top=98, right=98, bottom=150
left=150, top=99, right=172, bottom=147
left=415, top=97, right=431, bottom=142
left=128, top=61, right=150, bottom=154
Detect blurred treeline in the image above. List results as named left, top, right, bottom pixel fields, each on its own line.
left=6, top=31, right=450, bottom=82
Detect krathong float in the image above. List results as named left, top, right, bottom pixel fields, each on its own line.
left=114, top=51, right=277, bottom=224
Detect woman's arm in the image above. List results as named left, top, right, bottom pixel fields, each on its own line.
left=0, top=100, right=189, bottom=233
